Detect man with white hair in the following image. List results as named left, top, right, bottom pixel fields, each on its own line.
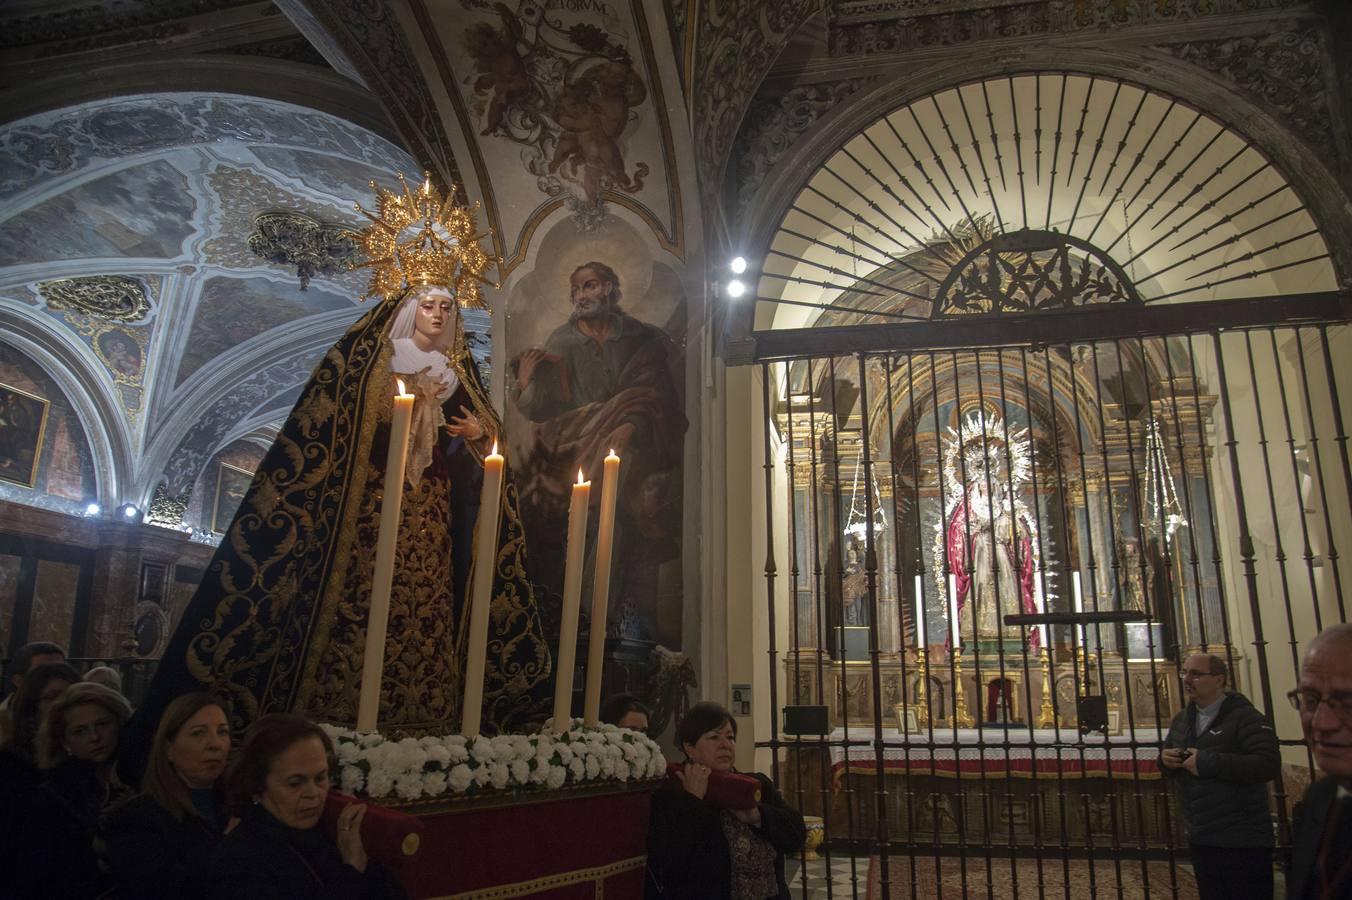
left=1287, top=623, right=1352, bottom=900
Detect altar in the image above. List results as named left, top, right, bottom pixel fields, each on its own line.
left=781, top=726, right=1179, bottom=850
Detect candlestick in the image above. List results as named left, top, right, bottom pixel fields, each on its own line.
left=913, top=574, right=925, bottom=650
left=583, top=450, right=620, bottom=726
left=461, top=441, right=505, bottom=736
left=953, top=649, right=975, bottom=728
left=947, top=573, right=961, bottom=649
left=553, top=469, right=591, bottom=731
left=1037, top=646, right=1058, bottom=729
left=357, top=379, right=414, bottom=732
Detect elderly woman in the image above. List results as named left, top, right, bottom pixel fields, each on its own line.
left=209, top=713, right=404, bottom=899
left=1, top=676, right=129, bottom=898
left=103, top=693, right=232, bottom=899
left=645, top=701, right=806, bottom=899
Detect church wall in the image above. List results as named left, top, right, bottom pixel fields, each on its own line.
left=0, top=340, right=96, bottom=514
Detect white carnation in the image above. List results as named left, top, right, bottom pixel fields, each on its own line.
left=469, top=738, right=495, bottom=764
left=423, top=771, right=448, bottom=796
left=336, top=741, right=361, bottom=764
left=395, top=773, right=424, bottom=801
left=556, top=744, right=575, bottom=765
left=568, top=757, right=585, bottom=779
left=489, top=762, right=511, bottom=790
left=339, top=765, right=365, bottom=794
left=448, top=764, right=474, bottom=793
left=425, top=744, right=452, bottom=768
left=473, top=764, right=493, bottom=787
left=585, top=755, right=601, bottom=779
left=510, top=759, right=530, bottom=784
left=546, top=765, right=567, bottom=789
left=365, top=769, right=394, bottom=798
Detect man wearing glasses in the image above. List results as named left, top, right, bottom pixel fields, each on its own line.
left=1160, top=652, right=1281, bottom=900
left=1287, top=624, right=1352, bottom=900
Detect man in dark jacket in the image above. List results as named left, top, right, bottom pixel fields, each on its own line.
left=1161, top=652, right=1280, bottom=900
left=1286, top=624, right=1352, bottom=900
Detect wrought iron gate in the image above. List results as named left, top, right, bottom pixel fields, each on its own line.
left=751, top=294, right=1351, bottom=899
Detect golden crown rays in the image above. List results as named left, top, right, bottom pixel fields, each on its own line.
left=350, top=172, right=496, bottom=308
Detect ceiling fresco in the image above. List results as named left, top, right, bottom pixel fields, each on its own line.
left=0, top=91, right=459, bottom=518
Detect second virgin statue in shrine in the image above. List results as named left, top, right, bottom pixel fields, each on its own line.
left=124, top=179, right=551, bottom=778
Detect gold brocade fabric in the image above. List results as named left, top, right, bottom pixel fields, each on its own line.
left=127, top=291, right=551, bottom=757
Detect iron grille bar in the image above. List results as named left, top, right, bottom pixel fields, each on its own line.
left=750, top=293, right=1350, bottom=361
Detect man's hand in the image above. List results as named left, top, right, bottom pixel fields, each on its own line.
left=516, top=349, right=548, bottom=390
left=675, top=762, right=710, bottom=800
left=1181, top=747, right=1200, bottom=776
left=1160, top=748, right=1185, bottom=770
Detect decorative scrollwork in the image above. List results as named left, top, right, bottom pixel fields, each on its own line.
left=247, top=210, right=357, bottom=290
left=933, top=230, right=1140, bottom=317
left=39, top=275, right=150, bottom=322
left=146, top=481, right=192, bottom=529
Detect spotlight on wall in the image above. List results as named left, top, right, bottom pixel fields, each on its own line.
left=729, top=256, right=748, bottom=274
left=84, top=502, right=101, bottom=517
left=120, top=504, right=140, bottom=520
left=726, top=279, right=746, bottom=299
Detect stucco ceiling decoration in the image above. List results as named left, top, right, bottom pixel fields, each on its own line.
left=0, top=91, right=439, bottom=515
left=247, top=210, right=357, bottom=290
left=38, top=274, right=151, bottom=321
left=756, top=73, right=1337, bottom=331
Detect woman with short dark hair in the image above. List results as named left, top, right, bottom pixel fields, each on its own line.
left=103, top=692, right=232, bottom=899
left=645, top=701, right=806, bottom=899
left=208, top=713, right=404, bottom=899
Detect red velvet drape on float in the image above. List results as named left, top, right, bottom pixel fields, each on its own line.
left=398, top=785, right=655, bottom=898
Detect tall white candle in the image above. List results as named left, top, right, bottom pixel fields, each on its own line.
left=461, top=441, right=505, bottom=737
left=1072, top=571, right=1086, bottom=649
left=913, top=574, right=925, bottom=649
left=1035, top=572, right=1049, bottom=647
left=947, top=573, right=961, bottom=649
left=357, top=379, right=414, bottom=732
left=583, top=450, right=621, bottom=726
left=553, top=469, right=591, bottom=731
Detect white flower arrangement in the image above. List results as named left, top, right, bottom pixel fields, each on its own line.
left=321, top=718, right=666, bottom=803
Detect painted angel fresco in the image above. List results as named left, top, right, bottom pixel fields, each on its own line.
left=462, top=1, right=650, bottom=214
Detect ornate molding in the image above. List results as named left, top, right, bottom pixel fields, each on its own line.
left=207, top=35, right=331, bottom=68
left=827, top=0, right=1301, bottom=57
left=1160, top=26, right=1335, bottom=159
left=38, top=275, right=151, bottom=322
left=247, top=210, right=356, bottom=290
left=733, top=76, right=874, bottom=216
left=146, top=480, right=192, bottom=529
left=692, top=1, right=822, bottom=218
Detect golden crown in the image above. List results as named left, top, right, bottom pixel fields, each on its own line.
left=350, top=172, right=495, bottom=308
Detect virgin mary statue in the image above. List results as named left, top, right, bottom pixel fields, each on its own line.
left=124, top=177, right=550, bottom=779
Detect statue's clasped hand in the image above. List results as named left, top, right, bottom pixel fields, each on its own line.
left=446, top=404, right=485, bottom=441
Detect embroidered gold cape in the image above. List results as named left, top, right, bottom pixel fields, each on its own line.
left=128, top=291, right=551, bottom=763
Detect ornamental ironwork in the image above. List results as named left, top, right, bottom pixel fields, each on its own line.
left=932, top=230, right=1140, bottom=318
left=39, top=275, right=150, bottom=322
left=246, top=210, right=356, bottom=290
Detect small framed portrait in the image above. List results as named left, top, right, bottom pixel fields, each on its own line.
left=1106, top=710, right=1123, bottom=735
left=0, top=383, right=50, bottom=489
left=95, top=328, right=143, bottom=380
left=212, top=462, right=254, bottom=534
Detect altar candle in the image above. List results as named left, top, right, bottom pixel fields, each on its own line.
left=1035, top=572, right=1049, bottom=647
left=913, top=575, right=925, bottom=649
left=947, top=573, right=961, bottom=649
left=460, top=441, right=505, bottom=737
left=1072, top=571, right=1086, bottom=649
left=553, top=469, right=591, bottom=731
left=583, top=450, right=621, bottom=726
left=357, top=379, right=415, bottom=732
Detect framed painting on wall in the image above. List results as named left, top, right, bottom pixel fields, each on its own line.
left=0, top=384, right=49, bottom=489
left=211, top=462, right=253, bottom=534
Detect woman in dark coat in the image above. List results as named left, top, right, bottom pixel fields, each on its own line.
left=646, top=702, right=806, bottom=900
left=208, top=713, right=404, bottom=900
left=103, top=692, right=232, bottom=899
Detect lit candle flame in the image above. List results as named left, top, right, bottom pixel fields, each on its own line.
left=577, top=468, right=586, bottom=485
left=491, top=440, right=499, bottom=456
left=421, top=176, right=431, bottom=196
left=607, top=448, right=617, bottom=458
left=396, top=378, right=406, bottom=395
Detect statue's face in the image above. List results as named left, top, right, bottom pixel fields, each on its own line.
left=413, top=290, right=456, bottom=346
